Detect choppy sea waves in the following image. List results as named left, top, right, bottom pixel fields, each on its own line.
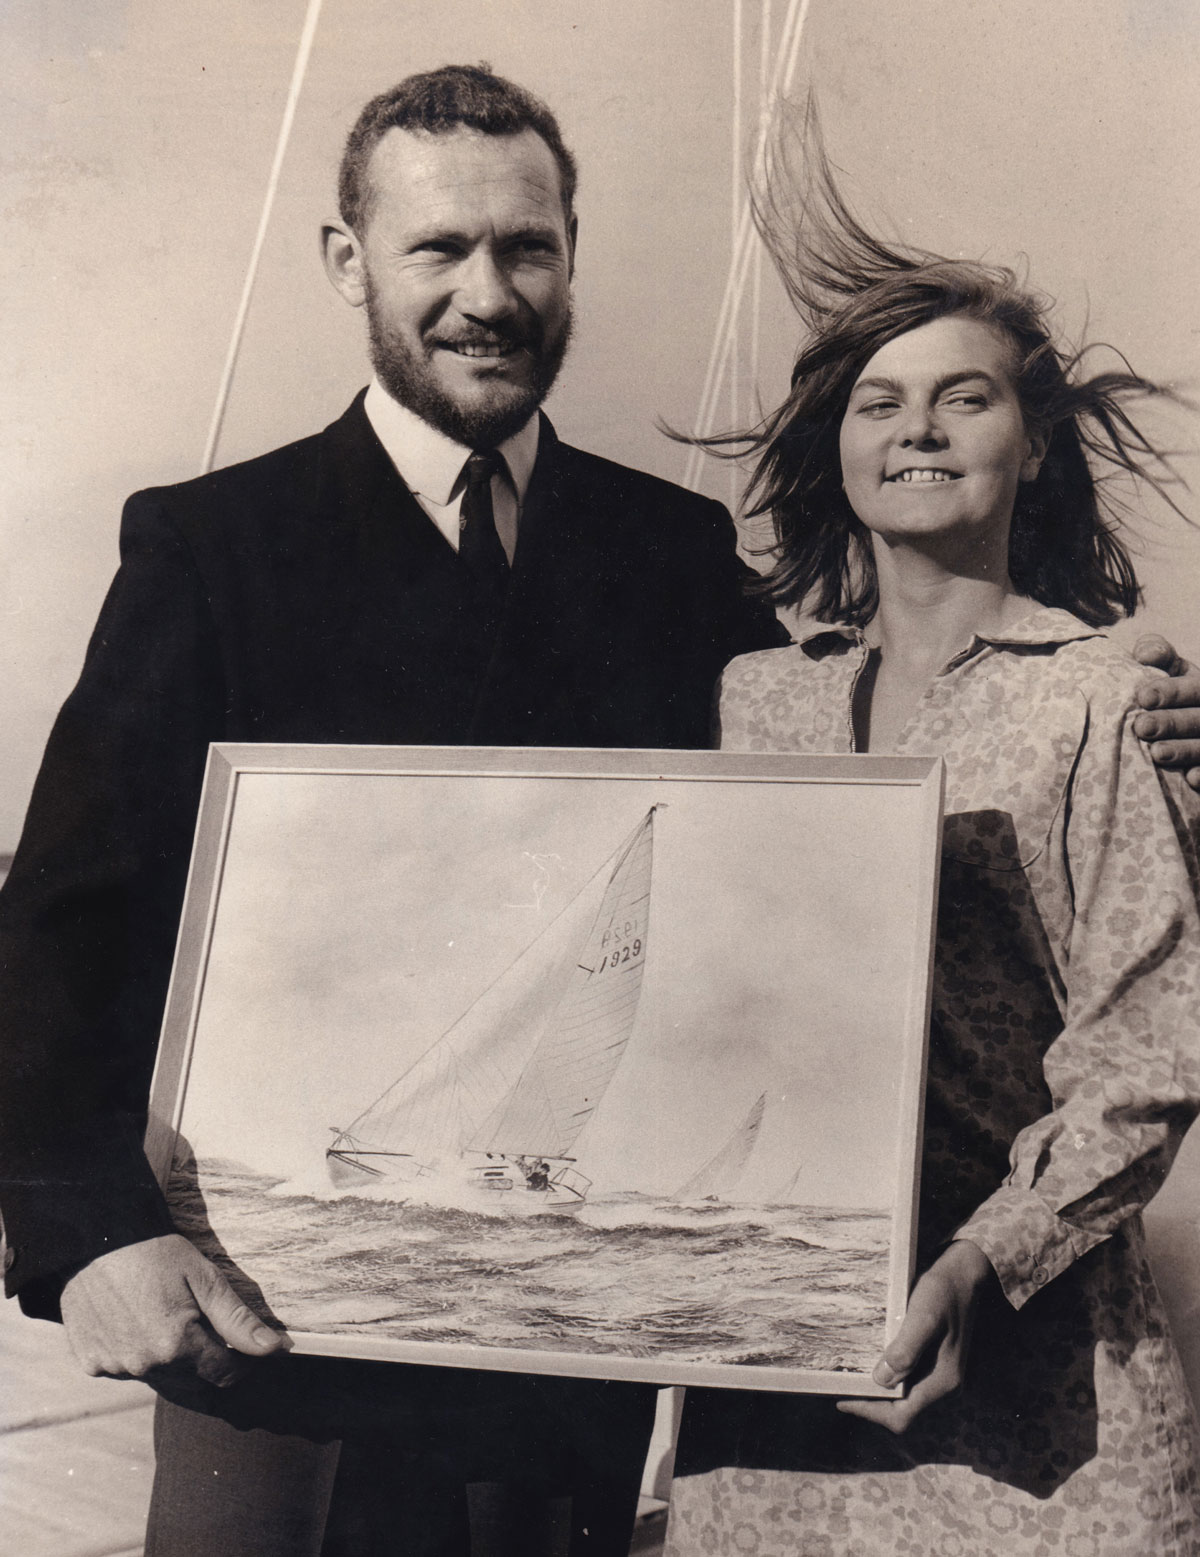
left=171, top=1159, right=892, bottom=1375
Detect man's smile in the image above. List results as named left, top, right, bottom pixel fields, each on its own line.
left=440, top=340, right=523, bottom=359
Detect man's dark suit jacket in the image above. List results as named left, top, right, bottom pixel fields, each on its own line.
left=0, top=391, right=787, bottom=1313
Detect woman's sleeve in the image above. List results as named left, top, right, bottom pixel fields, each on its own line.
left=953, top=682, right=1200, bottom=1309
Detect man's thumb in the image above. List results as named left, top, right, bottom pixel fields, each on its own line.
left=188, top=1259, right=287, bottom=1357
left=1133, top=633, right=1184, bottom=677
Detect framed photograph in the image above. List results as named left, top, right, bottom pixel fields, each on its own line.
left=146, top=744, right=942, bottom=1396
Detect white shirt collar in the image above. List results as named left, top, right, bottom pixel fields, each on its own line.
left=363, top=379, right=540, bottom=504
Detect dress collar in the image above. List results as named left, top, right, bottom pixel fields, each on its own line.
left=363, top=379, right=540, bottom=505
left=794, top=603, right=1105, bottom=658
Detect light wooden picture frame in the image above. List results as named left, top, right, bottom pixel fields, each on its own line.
left=146, top=743, right=942, bottom=1395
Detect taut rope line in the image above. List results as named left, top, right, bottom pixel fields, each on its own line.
left=683, top=0, right=812, bottom=492
left=200, top=0, right=325, bottom=474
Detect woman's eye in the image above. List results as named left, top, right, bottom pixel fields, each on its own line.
left=858, top=400, right=898, bottom=416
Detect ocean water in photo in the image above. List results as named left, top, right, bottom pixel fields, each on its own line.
left=172, top=1159, right=892, bottom=1376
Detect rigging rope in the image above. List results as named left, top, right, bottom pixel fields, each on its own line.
left=200, top=3, right=806, bottom=493
left=200, top=0, right=325, bottom=474
left=683, top=0, right=812, bottom=492
left=749, top=0, right=773, bottom=401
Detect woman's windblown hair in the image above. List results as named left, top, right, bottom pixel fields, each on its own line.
left=702, top=102, right=1186, bottom=626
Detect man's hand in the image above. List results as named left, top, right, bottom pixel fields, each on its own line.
left=1133, top=635, right=1200, bottom=792
left=60, top=1233, right=288, bottom=1388
left=835, top=1239, right=994, bottom=1434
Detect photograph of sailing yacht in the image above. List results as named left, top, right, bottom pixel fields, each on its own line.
left=148, top=745, right=942, bottom=1394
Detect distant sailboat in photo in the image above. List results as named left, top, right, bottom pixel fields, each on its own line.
left=673, top=1091, right=767, bottom=1203
left=326, top=809, right=656, bottom=1214
left=770, top=1164, right=805, bottom=1205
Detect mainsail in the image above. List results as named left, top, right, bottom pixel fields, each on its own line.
left=331, top=810, right=655, bottom=1178
left=673, top=1092, right=766, bottom=1202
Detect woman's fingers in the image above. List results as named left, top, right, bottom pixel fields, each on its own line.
left=835, top=1240, right=994, bottom=1434
left=836, top=1278, right=955, bottom=1432
left=837, top=1346, right=965, bottom=1433
left=869, top=1284, right=945, bottom=1389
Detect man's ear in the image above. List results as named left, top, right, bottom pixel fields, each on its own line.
left=321, top=221, right=367, bottom=309
left=1019, top=426, right=1049, bottom=483
left=567, top=214, right=578, bottom=282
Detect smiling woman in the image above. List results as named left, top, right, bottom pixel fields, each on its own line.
left=839, top=318, right=1046, bottom=544
left=664, top=113, right=1200, bottom=1557
left=701, top=154, right=1162, bottom=640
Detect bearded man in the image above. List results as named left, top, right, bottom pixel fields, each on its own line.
left=0, top=65, right=791, bottom=1557
left=1, top=62, right=1198, bottom=1557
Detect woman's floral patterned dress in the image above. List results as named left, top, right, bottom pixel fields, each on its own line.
left=667, top=606, right=1200, bottom=1557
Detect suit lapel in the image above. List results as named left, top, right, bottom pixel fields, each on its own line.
left=313, top=401, right=610, bottom=749
left=316, top=391, right=462, bottom=583
left=309, top=395, right=511, bottom=740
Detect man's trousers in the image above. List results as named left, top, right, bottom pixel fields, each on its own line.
left=143, top=1352, right=658, bottom=1557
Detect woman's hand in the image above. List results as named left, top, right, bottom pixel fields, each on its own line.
left=835, top=1238, right=995, bottom=1434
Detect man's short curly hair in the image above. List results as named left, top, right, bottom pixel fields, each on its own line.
left=338, top=63, right=578, bottom=234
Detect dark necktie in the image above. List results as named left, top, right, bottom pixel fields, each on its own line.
left=458, top=450, right=510, bottom=602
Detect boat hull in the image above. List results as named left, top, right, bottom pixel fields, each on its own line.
left=326, top=1147, right=419, bottom=1190
left=325, top=1148, right=588, bottom=1214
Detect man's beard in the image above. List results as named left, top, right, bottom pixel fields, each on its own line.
left=366, top=286, right=573, bottom=449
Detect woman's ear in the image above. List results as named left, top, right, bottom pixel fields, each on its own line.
left=1020, top=427, right=1050, bottom=483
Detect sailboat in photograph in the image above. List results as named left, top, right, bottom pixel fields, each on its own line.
left=672, top=1092, right=766, bottom=1204
left=769, top=1164, right=805, bottom=1206
left=326, top=809, right=656, bottom=1214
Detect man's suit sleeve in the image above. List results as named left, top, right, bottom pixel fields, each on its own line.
left=656, top=491, right=790, bottom=746
left=0, top=493, right=224, bottom=1317
left=693, top=493, right=791, bottom=662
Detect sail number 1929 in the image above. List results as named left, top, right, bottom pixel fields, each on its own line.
left=596, top=937, right=643, bottom=974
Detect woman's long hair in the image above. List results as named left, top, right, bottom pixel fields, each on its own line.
left=697, top=103, right=1186, bottom=627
